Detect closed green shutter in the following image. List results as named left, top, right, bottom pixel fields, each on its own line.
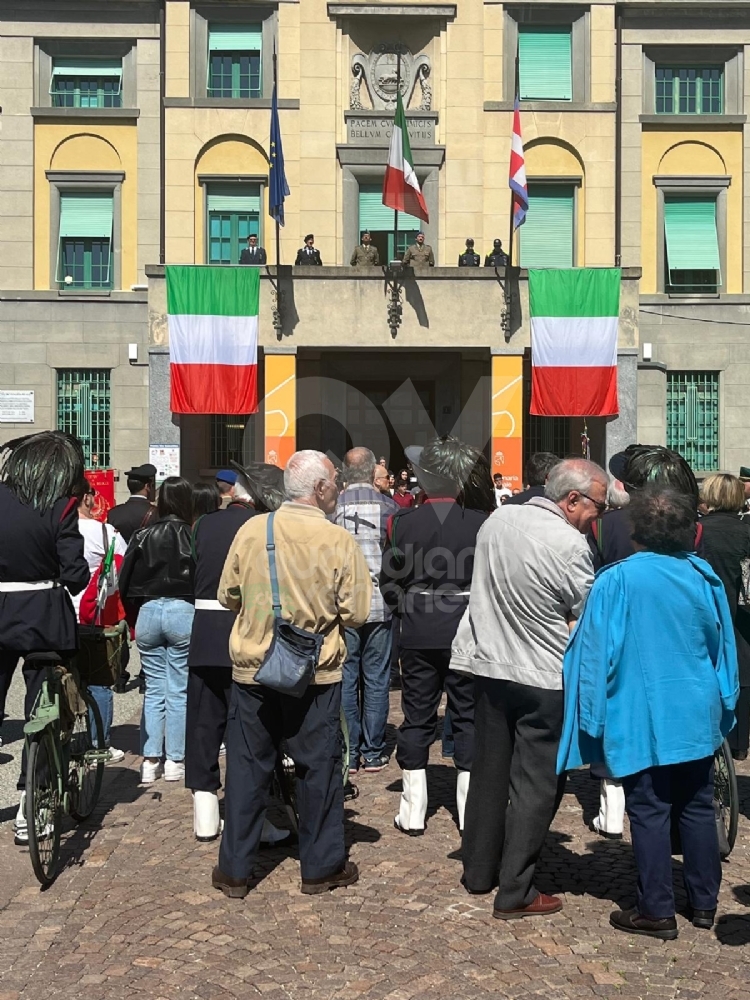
left=51, top=57, right=122, bottom=78
left=207, top=183, right=261, bottom=213
left=664, top=197, right=720, bottom=271
left=520, top=185, right=574, bottom=268
left=358, top=184, right=421, bottom=230
left=208, top=25, right=262, bottom=52
left=518, top=28, right=572, bottom=101
left=59, top=193, right=113, bottom=239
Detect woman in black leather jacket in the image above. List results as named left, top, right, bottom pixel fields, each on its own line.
left=120, top=476, right=195, bottom=784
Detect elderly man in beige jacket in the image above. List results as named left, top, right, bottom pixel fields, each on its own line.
left=212, top=450, right=372, bottom=898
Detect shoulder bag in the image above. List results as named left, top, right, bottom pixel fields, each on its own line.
left=253, top=512, right=323, bottom=698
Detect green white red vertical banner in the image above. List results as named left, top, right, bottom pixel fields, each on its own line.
left=166, top=265, right=259, bottom=415
left=529, top=268, right=620, bottom=417
left=382, top=90, right=429, bottom=223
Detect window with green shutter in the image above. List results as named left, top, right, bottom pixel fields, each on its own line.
left=207, top=183, right=261, bottom=264
left=358, top=184, right=421, bottom=262
left=655, top=67, right=722, bottom=115
left=667, top=371, right=719, bottom=472
left=57, top=192, right=113, bottom=289
left=50, top=58, right=122, bottom=108
left=207, top=25, right=262, bottom=98
left=57, top=369, right=111, bottom=467
left=520, top=184, right=575, bottom=268
left=518, top=27, right=572, bottom=101
left=663, top=196, right=721, bottom=293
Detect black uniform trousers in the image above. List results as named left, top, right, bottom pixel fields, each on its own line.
left=219, top=681, right=345, bottom=881
left=462, top=676, right=566, bottom=910
left=0, top=652, right=54, bottom=790
left=396, top=647, right=475, bottom=772
left=185, top=665, right=232, bottom=792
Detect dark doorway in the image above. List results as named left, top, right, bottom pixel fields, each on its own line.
left=347, top=380, right=435, bottom=473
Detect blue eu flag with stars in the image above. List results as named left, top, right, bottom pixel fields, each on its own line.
left=269, top=81, right=290, bottom=227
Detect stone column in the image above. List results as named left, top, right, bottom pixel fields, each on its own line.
left=490, top=350, right=524, bottom=489
left=263, top=346, right=297, bottom=468
left=148, top=347, right=181, bottom=469
left=605, top=348, right=638, bottom=469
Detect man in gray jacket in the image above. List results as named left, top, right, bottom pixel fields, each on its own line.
left=460, top=458, right=607, bottom=919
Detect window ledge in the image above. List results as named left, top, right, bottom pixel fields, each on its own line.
left=31, top=107, right=140, bottom=121
left=58, top=288, right=112, bottom=297
left=164, top=97, right=299, bottom=110
left=640, top=113, right=746, bottom=125
left=484, top=101, right=617, bottom=113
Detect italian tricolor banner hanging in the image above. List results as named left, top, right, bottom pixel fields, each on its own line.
left=382, top=90, right=429, bottom=223
left=529, top=268, right=620, bottom=417
left=166, top=265, right=259, bottom=415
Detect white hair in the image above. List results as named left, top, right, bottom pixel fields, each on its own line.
left=284, top=450, right=332, bottom=500
left=607, top=479, right=630, bottom=509
left=233, top=474, right=253, bottom=503
left=544, top=459, right=607, bottom=502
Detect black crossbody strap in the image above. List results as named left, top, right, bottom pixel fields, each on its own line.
left=266, top=512, right=282, bottom=618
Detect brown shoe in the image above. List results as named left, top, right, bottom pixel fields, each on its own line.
left=211, top=865, right=251, bottom=899
left=493, top=893, right=563, bottom=920
left=301, top=860, right=359, bottom=895
left=610, top=907, right=678, bottom=940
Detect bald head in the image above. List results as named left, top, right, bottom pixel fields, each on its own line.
left=342, top=447, right=377, bottom=487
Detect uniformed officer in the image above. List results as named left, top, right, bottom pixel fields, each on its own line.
left=380, top=436, right=495, bottom=837
left=0, top=431, right=90, bottom=844
left=485, top=238, right=509, bottom=268
left=295, top=234, right=323, bottom=266
left=458, top=238, right=480, bottom=267
left=350, top=230, right=381, bottom=267
left=187, top=463, right=290, bottom=846
left=107, top=463, right=157, bottom=542
left=402, top=232, right=435, bottom=269
left=240, top=234, right=267, bottom=266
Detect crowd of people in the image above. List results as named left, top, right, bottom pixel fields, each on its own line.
left=0, top=429, right=745, bottom=940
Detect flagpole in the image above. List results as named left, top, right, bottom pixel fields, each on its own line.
left=392, top=52, right=400, bottom=263
left=273, top=46, right=281, bottom=272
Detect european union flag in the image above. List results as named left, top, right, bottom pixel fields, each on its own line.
left=269, top=81, right=290, bottom=227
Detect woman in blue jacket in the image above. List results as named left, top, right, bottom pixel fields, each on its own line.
left=558, top=485, right=738, bottom=941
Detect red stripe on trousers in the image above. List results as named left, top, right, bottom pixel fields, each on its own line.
left=170, top=363, right=258, bottom=415
left=530, top=365, right=618, bottom=417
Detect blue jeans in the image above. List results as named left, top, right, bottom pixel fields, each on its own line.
left=342, top=621, right=392, bottom=768
left=136, top=598, right=194, bottom=761
left=89, top=686, right=113, bottom=747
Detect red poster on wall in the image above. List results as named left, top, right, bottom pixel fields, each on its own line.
left=85, top=469, right=116, bottom=523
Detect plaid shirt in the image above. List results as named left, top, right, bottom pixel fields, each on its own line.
left=333, top=483, right=398, bottom=622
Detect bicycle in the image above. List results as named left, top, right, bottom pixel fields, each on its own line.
left=714, top=737, right=738, bottom=860
left=23, top=652, right=108, bottom=885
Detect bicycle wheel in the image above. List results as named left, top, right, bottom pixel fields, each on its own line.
left=714, top=738, right=738, bottom=858
left=69, top=692, right=105, bottom=822
left=26, top=731, right=63, bottom=886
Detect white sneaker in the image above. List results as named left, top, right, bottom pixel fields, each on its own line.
left=164, top=759, right=185, bottom=782
left=106, top=747, right=125, bottom=764
left=13, top=793, right=27, bottom=845
left=140, top=759, right=163, bottom=784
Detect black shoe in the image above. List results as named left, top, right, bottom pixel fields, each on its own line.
left=301, top=860, right=359, bottom=895
left=686, top=905, right=716, bottom=929
left=730, top=749, right=748, bottom=762
left=589, top=821, right=623, bottom=841
left=211, top=866, right=252, bottom=899
left=610, top=907, right=678, bottom=941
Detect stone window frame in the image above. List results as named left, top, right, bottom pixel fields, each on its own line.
left=190, top=5, right=278, bottom=104
left=653, top=175, right=729, bottom=297
left=341, top=164, right=440, bottom=265
left=503, top=5, right=590, bottom=105
left=197, top=174, right=269, bottom=263
left=35, top=40, right=137, bottom=109
left=642, top=45, right=743, bottom=117
left=47, top=171, right=124, bottom=294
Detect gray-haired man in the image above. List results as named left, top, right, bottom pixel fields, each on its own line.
left=333, top=447, right=398, bottom=774
left=459, top=458, right=607, bottom=919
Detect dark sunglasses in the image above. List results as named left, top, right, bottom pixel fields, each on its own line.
left=576, top=490, right=606, bottom=515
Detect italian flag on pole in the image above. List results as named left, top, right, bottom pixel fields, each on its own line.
left=166, top=265, right=259, bottom=414
left=382, top=90, right=429, bottom=222
left=529, top=268, right=620, bottom=417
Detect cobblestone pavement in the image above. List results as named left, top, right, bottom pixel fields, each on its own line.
left=1, top=690, right=749, bottom=1000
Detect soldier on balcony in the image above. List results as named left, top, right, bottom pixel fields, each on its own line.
left=485, top=238, right=509, bottom=268
left=402, top=232, right=435, bottom=269
left=295, top=234, right=323, bottom=266
left=458, top=238, right=480, bottom=267
left=350, top=230, right=381, bottom=267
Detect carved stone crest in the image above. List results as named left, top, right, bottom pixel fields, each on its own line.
left=350, top=43, right=432, bottom=112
